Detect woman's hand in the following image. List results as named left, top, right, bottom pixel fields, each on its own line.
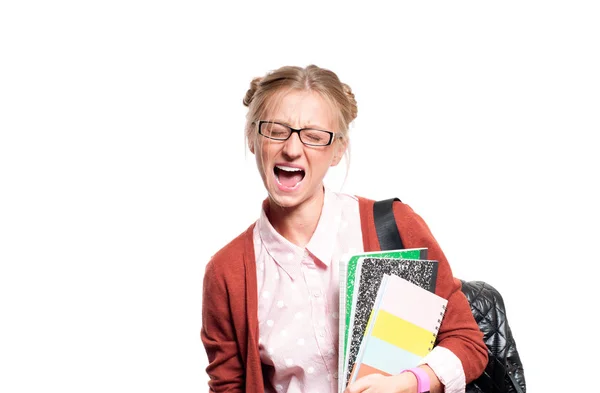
left=343, top=372, right=417, bottom=393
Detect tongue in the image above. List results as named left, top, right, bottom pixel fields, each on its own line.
left=278, top=170, right=303, bottom=187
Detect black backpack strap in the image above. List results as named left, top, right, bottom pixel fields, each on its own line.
left=373, top=198, right=404, bottom=250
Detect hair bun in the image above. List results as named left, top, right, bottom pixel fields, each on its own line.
left=342, top=83, right=358, bottom=121
left=243, top=77, right=263, bottom=107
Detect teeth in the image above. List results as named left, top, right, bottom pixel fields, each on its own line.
left=276, top=165, right=303, bottom=172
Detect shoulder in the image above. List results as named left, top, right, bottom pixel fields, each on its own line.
left=355, top=195, right=419, bottom=221
left=204, top=224, right=256, bottom=284
left=357, top=195, right=431, bottom=236
left=391, top=199, right=422, bottom=223
left=390, top=199, right=435, bottom=239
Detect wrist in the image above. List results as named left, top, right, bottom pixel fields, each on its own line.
left=401, top=367, right=431, bottom=393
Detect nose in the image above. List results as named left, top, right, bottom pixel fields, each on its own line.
left=282, top=132, right=303, bottom=160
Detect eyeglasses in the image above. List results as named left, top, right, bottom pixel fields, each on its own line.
left=257, top=121, right=335, bottom=147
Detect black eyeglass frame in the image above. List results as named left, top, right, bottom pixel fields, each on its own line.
left=257, top=120, right=335, bottom=147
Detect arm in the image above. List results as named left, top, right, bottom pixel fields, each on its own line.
left=200, top=259, right=245, bottom=393
left=348, top=198, right=487, bottom=393
left=392, top=202, right=488, bottom=384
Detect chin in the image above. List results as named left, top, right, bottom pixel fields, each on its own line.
left=267, top=190, right=304, bottom=209
left=266, top=184, right=325, bottom=211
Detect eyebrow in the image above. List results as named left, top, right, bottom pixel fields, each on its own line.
left=269, top=119, right=331, bottom=131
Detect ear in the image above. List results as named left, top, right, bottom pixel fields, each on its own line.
left=247, top=132, right=256, bottom=155
left=330, top=139, right=348, bottom=167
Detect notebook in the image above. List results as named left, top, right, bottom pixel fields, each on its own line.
left=338, top=248, right=427, bottom=391
left=339, top=250, right=428, bottom=362
left=342, top=255, right=438, bottom=386
left=349, top=273, right=448, bottom=383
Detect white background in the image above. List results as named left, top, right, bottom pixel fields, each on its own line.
left=1, top=1, right=599, bottom=392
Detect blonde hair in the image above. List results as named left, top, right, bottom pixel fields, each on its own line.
left=242, top=65, right=358, bottom=148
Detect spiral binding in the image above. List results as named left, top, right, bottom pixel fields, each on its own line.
left=428, top=304, right=447, bottom=351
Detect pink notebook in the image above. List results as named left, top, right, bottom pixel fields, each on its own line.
left=349, top=273, right=448, bottom=384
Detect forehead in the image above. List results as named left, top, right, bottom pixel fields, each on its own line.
left=264, top=90, right=336, bottom=129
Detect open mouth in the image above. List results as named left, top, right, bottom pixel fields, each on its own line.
left=274, top=165, right=306, bottom=189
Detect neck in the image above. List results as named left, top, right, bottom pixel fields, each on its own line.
left=266, top=187, right=325, bottom=248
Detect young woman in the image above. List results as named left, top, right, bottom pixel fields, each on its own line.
left=201, top=65, right=487, bottom=393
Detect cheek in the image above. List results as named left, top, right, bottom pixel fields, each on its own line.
left=256, top=141, right=276, bottom=172
left=307, top=151, right=336, bottom=174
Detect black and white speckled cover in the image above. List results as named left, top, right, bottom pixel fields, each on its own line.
left=344, top=257, right=438, bottom=384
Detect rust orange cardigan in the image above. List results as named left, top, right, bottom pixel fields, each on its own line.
left=201, top=197, right=488, bottom=393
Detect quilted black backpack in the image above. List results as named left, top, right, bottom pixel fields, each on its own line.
left=373, top=199, right=526, bottom=393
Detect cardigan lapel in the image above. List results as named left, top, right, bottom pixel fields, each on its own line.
left=243, top=223, right=264, bottom=393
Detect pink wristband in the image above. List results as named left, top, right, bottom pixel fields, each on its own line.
left=402, top=367, right=431, bottom=393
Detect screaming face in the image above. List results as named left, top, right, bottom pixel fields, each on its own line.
left=250, top=90, right=345, bottom=210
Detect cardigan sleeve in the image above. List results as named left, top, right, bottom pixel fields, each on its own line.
left=392, top=202, right=488, bottom=384
left=201, top=257, right=245, bottom=393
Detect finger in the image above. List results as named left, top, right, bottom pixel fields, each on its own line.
left=344, top=379, right=368, bottom=393
left=345, top=374, right=381, bottom=393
